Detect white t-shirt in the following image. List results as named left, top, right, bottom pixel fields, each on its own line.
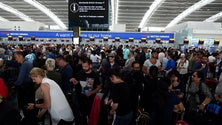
left=143, top=59, right=161, bottom=74
left=90, top=54, right=101, bottom=63
left=208, top=55, right=216, bottom=63
left=42, top=78, right=74, bottom=125
left=176, top=59, right=189, bottom=74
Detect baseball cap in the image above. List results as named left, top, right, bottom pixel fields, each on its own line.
left=108, top=53, right=115, bottom=57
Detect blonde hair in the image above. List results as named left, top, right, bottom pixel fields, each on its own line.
left=45, top=58, right=55, bottom=69
left=30, top=67, right=46, bottom=77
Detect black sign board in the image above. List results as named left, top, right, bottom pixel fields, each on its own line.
left=68, top=0, right=109, bottom=31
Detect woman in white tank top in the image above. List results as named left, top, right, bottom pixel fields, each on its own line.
left=27, top=67, right=74, bottom=125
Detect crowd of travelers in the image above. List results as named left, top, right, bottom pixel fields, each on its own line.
left=0, top=43, right=222, bottom=125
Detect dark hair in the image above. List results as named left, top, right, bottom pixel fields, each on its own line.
left=14, top=51, right=26, bottom=57
left=81, top=57, right=92, bottom=65
left=195, top=71, right=204, bottom=82
left=154, top=77, right=171, bottom=113
left=168, top=69, right=180, bottom=81
left=129, top=50, right=134, bottom=55
left=109, top=67, right=122, bottom=78
left=63, top=51, right=69, bottom=56
left=149, top=65, right=158, bottom=77
left=55, top=55, right=65, bottom=61
left=91, top=50, right=96, bottom=55
left=151, top=50, right=157, bottom=54
left=131, top=60, right=140, bottom=68
left=156, top=77, right=172, bottom=94
left=167, top=52, right=173, bottom=58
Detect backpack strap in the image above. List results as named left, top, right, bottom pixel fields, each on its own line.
left=196, top=82, right=206, bottom=104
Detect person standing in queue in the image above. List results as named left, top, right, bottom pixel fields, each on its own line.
left=109, top=67, right=133, bottom=125
left=27, top=67, right=74, bottom=125
left=13, top=51, right=36, bottom=124
left=70, top=57, right=102, bottom=125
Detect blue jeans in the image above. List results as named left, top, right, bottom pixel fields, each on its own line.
left=113, top=111, right=133, bottom=125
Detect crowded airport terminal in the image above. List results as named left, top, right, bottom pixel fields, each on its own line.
left=0, top=0, right=222, bottom=125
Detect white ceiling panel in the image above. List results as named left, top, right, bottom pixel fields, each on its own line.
left=0, top=0, right=221, bottom=31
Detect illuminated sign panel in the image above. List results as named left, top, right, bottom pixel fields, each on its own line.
left=68, top=0, right=109, bottom=31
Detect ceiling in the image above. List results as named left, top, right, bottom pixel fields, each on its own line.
left=0, top=0, right=222, bottom=32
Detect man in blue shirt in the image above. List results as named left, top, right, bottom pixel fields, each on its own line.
left=14, top=51, right=36, bottom=124
left=55, top=55, right=74, bottom=95
left=165, top=52, right=176, bottom=75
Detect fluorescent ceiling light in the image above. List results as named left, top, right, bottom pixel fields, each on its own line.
left=0, top=16, right=9, bottom=21
left=111, top=0, right=119, bottom=26
left=0, top=2, right=33, bottom=21
left=148, top=27, right=165, bottom=32
left=49, top=25, right=61, bottom=30
left=24, top=0, right=67, bottom=30
left=204, top=12, right=222, bottom=22
left=165, top=0, right=215, bottom=28
left=138, top=0, right=165, bottom=29
left=111, top=0, right=115, bottom=26
left=115, top=0, right=119, bottom=24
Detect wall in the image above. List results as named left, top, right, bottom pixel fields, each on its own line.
left=0, top=21, right=45, bottom=31
left=110, top=24, right=126, bottom=32
left=165, top=21, right=221, bottom=32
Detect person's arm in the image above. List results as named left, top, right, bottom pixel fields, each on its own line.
left=199, top=97, right=211, bottom=110
left=86, top=74, right=102, bottom=96
left=197, top=63, right=206, bottom=72
left=37, top=109, right=47, bottom=118
left=86, top=84, right=102, bottom=97
left=27, top=83, right=51, bottom=109
left=199, top=83, right=213, bottom=110
left=183, top=60, right=189, bottom=69
left=37, top=83, right=51, bottom=109
left=178, top=102, right=185, bottom=111
left=0, top=96, right=3, bottom=103
left=70, top=77, right=78, bottom=85
left=142, top=65, right=147, bottom=75
left=110, top=103, right=118, bottom=115
left=174, top=102, right=185, bottom=113
left=96, top=55, right=101, bottom=60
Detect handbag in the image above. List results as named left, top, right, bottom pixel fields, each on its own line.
left=206, top=103, right=221, bottom=115
left=136, top=109, right=151, bottom=125
left=175, top=111, right=189, bottom=125
left=176, top=120, right=189, bottom=125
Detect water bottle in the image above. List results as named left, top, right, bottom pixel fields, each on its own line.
left=84, top=86, right=89, bottom=94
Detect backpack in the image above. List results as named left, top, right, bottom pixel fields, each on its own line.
left=206, top=103, right=221, bottom=115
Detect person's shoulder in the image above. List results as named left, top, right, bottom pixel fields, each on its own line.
left=22, top=60, right=33, bottom=67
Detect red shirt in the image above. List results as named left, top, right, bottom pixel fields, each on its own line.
left=0, top=78, right=8, bottom=98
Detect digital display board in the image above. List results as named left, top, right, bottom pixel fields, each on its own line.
left=68, top=0, right=109, bottom=31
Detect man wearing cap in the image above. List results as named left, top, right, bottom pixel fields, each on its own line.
left=100, top=52, right=120, bottom=100
left=176, top=53, right=189, bottom=84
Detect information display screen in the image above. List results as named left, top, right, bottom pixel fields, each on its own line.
left=68, top=0, right=109, bottom=31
